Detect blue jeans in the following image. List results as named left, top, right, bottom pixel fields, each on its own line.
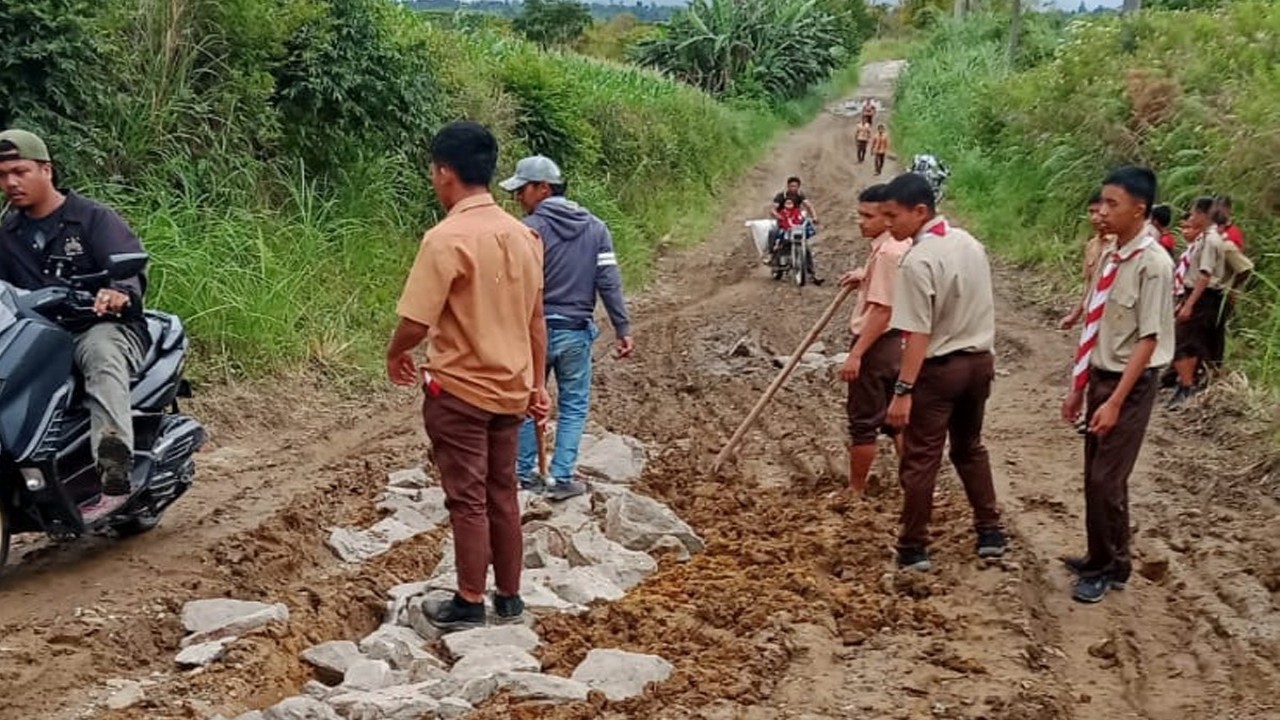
left=517, top=324, right=598, bottom=481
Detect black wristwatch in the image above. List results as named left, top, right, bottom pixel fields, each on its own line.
left=893, top=380, right=915, bottom=396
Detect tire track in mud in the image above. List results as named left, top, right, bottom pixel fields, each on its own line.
left=3, top=60, right=1276, bottom=720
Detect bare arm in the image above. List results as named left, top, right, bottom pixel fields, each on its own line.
left=386, top=318, right=430, bottom=386
left=898, top=331, right=929, bottom=385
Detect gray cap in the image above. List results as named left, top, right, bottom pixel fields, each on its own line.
left=0, top=129, right=51, bottom=163
left=499, top=155, right=564, bottom=192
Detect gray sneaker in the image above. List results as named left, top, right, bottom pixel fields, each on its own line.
left=518, top=474, right=545, bottom=493
left=546, top=479, right=589, bottom=501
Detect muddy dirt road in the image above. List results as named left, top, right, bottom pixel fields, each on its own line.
left=2, top=60, right=1277, bottom=720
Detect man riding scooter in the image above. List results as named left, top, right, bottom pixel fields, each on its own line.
left=0, top=129, right=148, bottom=498
left=766, top=176, right=824, bottom=285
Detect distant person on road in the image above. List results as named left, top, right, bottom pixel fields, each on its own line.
left=881, top=172, right=1005, bottom=572
left=387, top=121, right=549, bottom=631
left=1060, top=166, right=1173, bottom=604
left=1169, top=196, right=1227, bottom=408
left=872, top=125, right=890, bottom=176
left=500, top=155, right=635, bottom=501
left=839, top=183, right=911, bottom=496
left=861, top=98, right=876, bottom=125
left=0, top=129, right=149, bottom=499
left=855, top=118, right=873, bottom=164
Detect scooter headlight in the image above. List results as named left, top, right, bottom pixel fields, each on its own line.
left=20, top=467, right=46, bottom=491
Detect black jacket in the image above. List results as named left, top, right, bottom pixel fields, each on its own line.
left=0, top=191, right=150, bottom=349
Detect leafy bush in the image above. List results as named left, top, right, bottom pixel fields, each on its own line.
left=632, top=0, right=858, bottom=102
left=894, top=5, right=1280, bottom=385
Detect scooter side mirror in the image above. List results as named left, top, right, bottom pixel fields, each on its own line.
left=107, top=253, right=149, bottom=280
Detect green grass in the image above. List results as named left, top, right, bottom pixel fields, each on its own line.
left=859, top=35, right=920, bottom=62
left=892, top=7, right=1280, bottom=388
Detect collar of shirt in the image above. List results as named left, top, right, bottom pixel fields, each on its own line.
left=915, top=215, right=948, bottom=243
left=447, top=193, right=497, bottom=217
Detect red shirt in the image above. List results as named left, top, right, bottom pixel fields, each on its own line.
left=778, top=207, right=805, bottom=229
left=1222, top=223, right=1244, bottom=251
left=1158, top=231, right=1176, bottom=254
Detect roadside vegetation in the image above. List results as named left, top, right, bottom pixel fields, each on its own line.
left=892, top=4, right=1280, bottom=385
left=1, top=0, right=871, bottom=381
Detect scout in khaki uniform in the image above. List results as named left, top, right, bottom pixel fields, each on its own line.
left=1059, top=191, right=1112, bottom=331
left=855, top=119, right=873, bottom=164
left=1061, top=166, right=1174, bottom=604
left=882, top=173, right=1005, bottom=571
left=838, top=184, right=912, bottom=495
left=1169, top=196, right=1226, bottom=408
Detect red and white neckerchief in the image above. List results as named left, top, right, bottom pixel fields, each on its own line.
left=1172, top=241, right=1195, bottom=297
left=1071, top=235, right=1155, bottom=391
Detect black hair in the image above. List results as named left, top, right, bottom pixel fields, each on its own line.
left=883, top=172, right=936, bottom=213
left=858, top=184, right=888, bottom=203
left=1101, top=166, right=1157, bottom=218
left=1087, top=190, right=1102, bottom=206
left=1191, top=196, right=1215, bottom=215
left=1214, top=194, right=1233, bottom=210
left=787, top=176, right=802, bottom=185
left=550, top=183, right=567, bottom=197
left=430, top=121, right=498, bottom=187
left=1151, top=204, right=1172, bottom=227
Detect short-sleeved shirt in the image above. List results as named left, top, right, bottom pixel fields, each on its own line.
left=396, top=193, right=544, bottom=416
left=773, top=191, right=806, bottom=210
left=850, top=232, right=912, bottom=336
left=872, top=133, right=889, bottom=153
left=1090, top=235, right=1175, bottom=372
left=855, top=123, right=872, bottom=141
left=891, top=216, right=996, bottom=358
left=1185, top=225, right=1227, bottom=290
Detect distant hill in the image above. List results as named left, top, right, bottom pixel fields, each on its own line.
left=403, top=0, right=683, bottom=22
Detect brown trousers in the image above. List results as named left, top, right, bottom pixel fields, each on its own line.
left=1081, top=367, right=1157, bottom=581
left=423, top=390, right=524, bottom=598
left=898, top=351, right=1001, bottom=550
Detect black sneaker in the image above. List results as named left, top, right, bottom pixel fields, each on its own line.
left=896, top=547, right=932, bottom=572
left=98, top=435, right=134, bottom=497
left=493, top=594, right=526, bottom=624
left=976, top=530, right=1007, bottom=559
left=425, top=593, right=485, bottom=632
left=1072, top=574, right=1112, bottom=604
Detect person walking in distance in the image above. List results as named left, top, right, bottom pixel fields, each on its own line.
left=871, top=125, right=890, bottom=176
left=855, top=117, right=873, bottom=164
left=882, top=173, right=1005, bottom=571
left=387, top=122, right=550, bottom=630
left=0, top=129, right=149, bottom=498
left=1061, top=166, right=1173, bottom=603
left=839, top=184, right=911, bottom=496
left=500, top=155, right=634, bottom=500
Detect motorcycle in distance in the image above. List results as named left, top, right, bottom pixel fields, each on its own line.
left=770, top=215, right=817, bottom=287
left=0, top=252, right=206, bottom=575
left=911, top=153, right=950, bottom=203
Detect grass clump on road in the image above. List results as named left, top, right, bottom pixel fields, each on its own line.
left=2, top=0, right=866, bottom=382
left=893, top=5, right=1280, bottom=386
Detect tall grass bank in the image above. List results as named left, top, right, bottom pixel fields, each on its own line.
left=2, top=0, right=866, bottom=381
left=893, top=5, right=1280, bottom=385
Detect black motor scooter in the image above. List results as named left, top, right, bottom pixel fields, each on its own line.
left=0, top=252, right=206, bottom=574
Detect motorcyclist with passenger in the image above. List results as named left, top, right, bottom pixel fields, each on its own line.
left=766, top=176, right=824, bottom=285
left=0, top=129, right=148, bottom=498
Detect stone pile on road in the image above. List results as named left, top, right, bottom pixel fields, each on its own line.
left=218, top=431, right=688, bottom=720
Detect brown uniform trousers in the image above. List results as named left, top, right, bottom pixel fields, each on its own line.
left=898, top=351, right=1002, bottom=550
left=1081, top=367, right=1158, bottom=581
left=423, top=390, right=525, bottom=598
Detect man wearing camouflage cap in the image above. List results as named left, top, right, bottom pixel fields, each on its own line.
left=0, top=129, right=149, bottom=497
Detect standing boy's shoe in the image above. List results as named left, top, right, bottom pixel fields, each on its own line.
left=425, top=593, right=486, bottom=631
left=518, top=474, right=544, bottom=493
left=976, top=530, right=1007, bottom=559
left=493, top=593, right=526, bottom=624
left=896, top=547, right=932, bottom=572
left=1072, top=574, right=1112, bottom=604
left=546, top=478, right=589, bottom=501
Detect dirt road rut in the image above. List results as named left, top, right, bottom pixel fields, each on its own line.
left=1, top=60, right=1276, bottom=720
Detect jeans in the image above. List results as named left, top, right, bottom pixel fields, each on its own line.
left=74, top=323, right=144, bottom=459
left=517, top=324, right=598, bottom=481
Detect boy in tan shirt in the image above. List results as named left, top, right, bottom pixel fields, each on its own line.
left=839, top=184, right=912, bottom=495
left=388, top=121, right=550, bottom=630
left=871, top=125, right=890, bottom=176
left=882, top=173, right=1004, bottom=571
left=1061, top=166, right=1173, bottom=603
left=1169, top=196, right=1227, bottom=408
left=1059, top=191, right=1112, bottom=331
left=855, top=119, right=873, bottom=164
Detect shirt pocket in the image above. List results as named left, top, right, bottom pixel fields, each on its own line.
left=1106, top=286, right=1139, bottom=331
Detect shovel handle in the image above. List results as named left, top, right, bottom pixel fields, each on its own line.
left=537, top=425, right=549, bottom=478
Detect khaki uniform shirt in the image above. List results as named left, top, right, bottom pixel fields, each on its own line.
left=871, top=133, right=889, bottom=154
left=1185, top=225, right=1227, bottom=291
left=396, top=193, right=544, bottom=415
left=1090, top=235, right=1175, bottom=372
left=891, top=216, right=996, bottom=358
left=855, top=123, right=873, bottom=142
left=851, top=232, right=912, bottom=336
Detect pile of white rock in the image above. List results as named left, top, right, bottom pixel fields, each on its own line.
left=209, top=431, right=700, bottom=720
